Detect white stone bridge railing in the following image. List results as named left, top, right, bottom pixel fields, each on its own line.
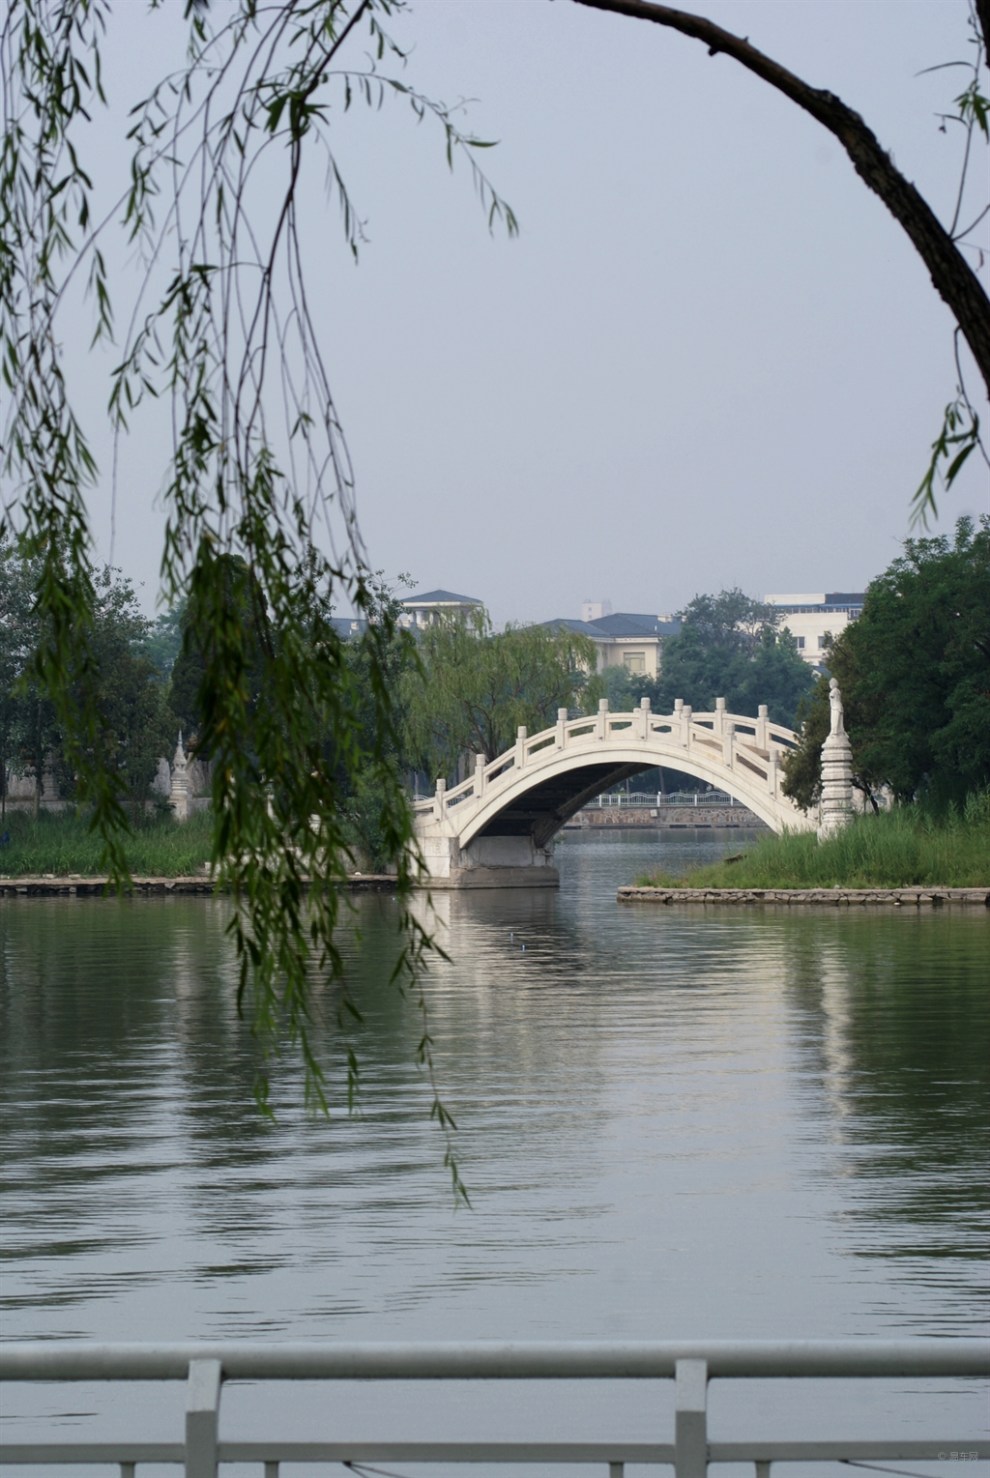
left=412, top=698, right=814, bottom=843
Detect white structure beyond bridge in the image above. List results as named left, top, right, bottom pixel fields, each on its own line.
left=412, top=698, right=815, bottom=887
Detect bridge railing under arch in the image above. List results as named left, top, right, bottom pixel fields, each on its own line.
left=412, top=698, right=802, bottom=827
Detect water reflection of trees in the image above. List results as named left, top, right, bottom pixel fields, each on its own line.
left=0, top=897, right=266, bottom=1300
left=627, top=904, right=990, bottom=1267
left=442, top=873, right=990, bottom=1326
left=773, top=910, right=990, bottom=1311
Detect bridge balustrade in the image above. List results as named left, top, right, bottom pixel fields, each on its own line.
left=412, top=698, right=803, bottom=832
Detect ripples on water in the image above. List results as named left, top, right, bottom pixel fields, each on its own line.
left=1, top=831, right=988, bottom=1446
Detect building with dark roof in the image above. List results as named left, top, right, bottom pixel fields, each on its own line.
left=400, top=589, right=485, bottom=629
left=542, top=611, right=681, bottom=678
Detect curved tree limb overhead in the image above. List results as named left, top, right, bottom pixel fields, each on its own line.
left=569, top=0, right=990, bottom=400
left=978, top=0, right=990, bottom=60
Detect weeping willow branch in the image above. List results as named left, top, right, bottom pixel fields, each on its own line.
left=1, top=0, right=513, bottom=1196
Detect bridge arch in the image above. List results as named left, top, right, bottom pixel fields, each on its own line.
left=412, top=699, right=814, bottom=885
left=460, top=739, right=787, bottom=844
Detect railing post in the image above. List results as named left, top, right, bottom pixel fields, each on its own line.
left=767, top=747, right=778, bottom=797
left=675, top=1357, right=708, bottom=1478
left=597, top=698, right=609, bottom=740
left=637, top=696, right=651, bottom=741
left=474, top=753, right=486, bottom=798
left=681, top=705, right=693, bottom=748
left=515, top=726, right=527, bottom=770
left=714, top=697, right=726, bottom=735
left=756, top=704, right=769, bottom=751
left=433, top=777, right=447, bottom=821
left=723, top=721, right=735, bottom=768
left=186, top=1358, right=221, bottom=1478
left=557, top=707, right=568, bottom=748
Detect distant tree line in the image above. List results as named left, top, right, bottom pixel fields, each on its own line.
left=1, top=538, right=173, bottom=818
left=620, top=589, right=814, bottom=730
left=3, top=539, right=811, bottom=837
left=7, top=527, right=980, bottom=839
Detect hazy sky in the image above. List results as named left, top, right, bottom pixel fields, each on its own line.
left=43, top=1, right=990, bottom=627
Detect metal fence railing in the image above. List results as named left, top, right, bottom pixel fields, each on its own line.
left=2, top=1340, right=988, bottom=1478
left=597, top=791, right=741, bottom=807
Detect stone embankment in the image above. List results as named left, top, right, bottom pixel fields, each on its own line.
left=0, top=875, right=396, bottom=897
left=618, top=886, right=989, bottom=907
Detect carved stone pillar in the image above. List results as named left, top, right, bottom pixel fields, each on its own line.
left=818, top=680, right=854, bottom=841
left=170, top=733, right=190, bottom=822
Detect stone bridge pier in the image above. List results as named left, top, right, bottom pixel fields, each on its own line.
left=417, top=828, right=559, bottom=889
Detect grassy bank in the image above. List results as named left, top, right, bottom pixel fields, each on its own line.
left=636, top=795, right=990, bottom=890
left=0, top=809, right=215, bottom=878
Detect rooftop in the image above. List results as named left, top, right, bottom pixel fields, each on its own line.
left=402, top=589, right=483, bottom=607
left=766, top=592, right=865, bottom=609
left=542, top=613, right=682, bottom=639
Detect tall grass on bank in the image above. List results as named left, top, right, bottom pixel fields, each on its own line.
left=637, top=793, right=990, bottom=890
left=0, top=809, right=215, bottom=878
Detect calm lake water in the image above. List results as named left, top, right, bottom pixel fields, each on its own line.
left=1, top=830, right=988, bottom=1451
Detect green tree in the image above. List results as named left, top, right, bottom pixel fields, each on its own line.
left=783, top=517, right=990, bottom=810
left=0, top=533, right=42, bottom=818
left=319, top=576, right=418, bottom=871
left=774, top=677, right=833, bottom=814
left=1, top=545, right=170, bottom=815
left=737, top=628, right=817, bottom=725
left=168, top=554, right=273, bottom=758
left=11, top=680, right=59, bottom=821
left=403, top=612, right=595, bottom=784
left=655, top=589, right=813, bottom=728
left=1, top=535, right=66, bottom=819
left=62, top=566, right=175, bottom=810
left=146, top=605, right=185, bottom=684
left=583, top=663, right=637, bottom=713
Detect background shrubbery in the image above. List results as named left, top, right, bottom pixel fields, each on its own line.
left=638, top=794, right=990, bottom=890
left=0, top=810, right=214, bottom=878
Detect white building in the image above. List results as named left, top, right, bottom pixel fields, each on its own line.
left=765, top=592, right=865, bottom=666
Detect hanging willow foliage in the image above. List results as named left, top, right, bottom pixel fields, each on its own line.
left=0, top=0, right=517, bottom=1194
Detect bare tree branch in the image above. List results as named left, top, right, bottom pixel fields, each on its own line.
left=570, top=0, right=990, bottom=400
left=974, top=0, right=990, bottom=59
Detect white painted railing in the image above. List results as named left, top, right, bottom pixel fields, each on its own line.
left=2, top=1340, right=987, bottom=1477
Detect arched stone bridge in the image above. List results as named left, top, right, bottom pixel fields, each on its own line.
left=412, top=697, right=814, bottom=887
